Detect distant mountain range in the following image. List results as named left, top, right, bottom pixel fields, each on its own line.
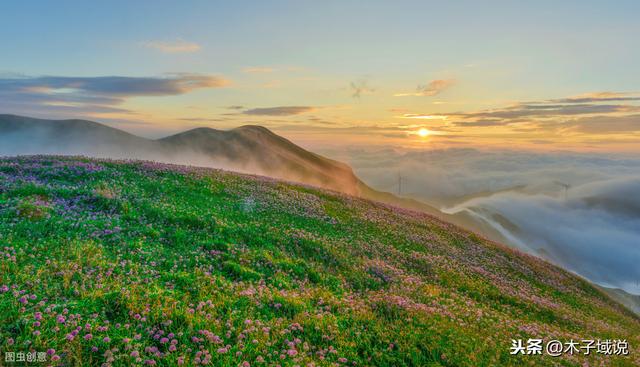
left=0, top=114, right=444, bottom=215
left=0, top=114, right=363, bottom=193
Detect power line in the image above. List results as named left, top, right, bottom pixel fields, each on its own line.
left=397, top=173, right=405, bottom=195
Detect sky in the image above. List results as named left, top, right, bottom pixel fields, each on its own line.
left=1, top=0, right=640, bottom=152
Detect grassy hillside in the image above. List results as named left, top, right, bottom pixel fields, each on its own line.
left=0, top=156, right=638, bottom=367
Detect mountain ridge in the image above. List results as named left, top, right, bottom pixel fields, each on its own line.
left=0, top=114, right=364, bottom=195
left=0, top=114, right=455, bottom=218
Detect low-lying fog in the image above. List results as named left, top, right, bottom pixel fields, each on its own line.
left=322, top=147, right=640, bottom=295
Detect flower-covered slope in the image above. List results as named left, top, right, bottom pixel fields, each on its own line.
left=0, top=156, right=638, bottom=367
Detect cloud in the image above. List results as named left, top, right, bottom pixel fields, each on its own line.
left=242, top=67, right=275, bottom=73
left=143, top=39, right=201, bottom=53
left=322, top=147, right=640, bottom=293
left=564, top=114, right=640, bottom=134
left=350, top=79, right=375, bottom=98
left=460, top=103, right=640, bottom=121
left=0, top=74, right=228, bottom=97
left=242, top=106, right=316, bottom=116
left=453, top=118, right=506, bottom=127
left=397, top=114, right=448, bottom=120
left=400, top=91, right=640, bottom=132
left=301, top=116, right=339, bottom=126
left=549, top=92, right=640, bottom=104
left=394, top=79, right=455, bottom=97
left=337, top=148, right=640, bottom=205
left=445, top=177, right=640, bottom=294
left=178, top=117, right=227, bottom=123
left=0, top=73, right=229, bottom=117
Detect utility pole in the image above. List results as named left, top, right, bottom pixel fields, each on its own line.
left=555, top=181, right=570, bottom=201
left=398, top=173, right=403, bottom=195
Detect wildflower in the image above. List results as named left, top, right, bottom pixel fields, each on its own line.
left=46, top=349, right=55, bottom=355
left=51, top=355, right=61, bottom=361
left=130, top=351, right=140, bottom=358
left=57, top=315, right=66, bottom=324
left=242, top=362, right=251, bottom=367
left=85, top=334, right=93, bottom=340
left=160, top=337, right=169, bottom=344
left=103, top=337, right=111, bottom=343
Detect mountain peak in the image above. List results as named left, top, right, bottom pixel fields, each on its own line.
left=233, top=125, right=274, bottom=134
left=0, top=114, right=365, bottom=195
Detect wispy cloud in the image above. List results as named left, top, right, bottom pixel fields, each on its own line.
left=0, top=74, right=228, bottom=96
left=548, top=92, right=640, bottom=104
left=564, top=114, right=640, bottom=134
left=242, top=106, right=316, bottom=116
left=397, top=114, right=448, bottom=120
left=350, top=79, right=375, bottom=99
left=0, top=73, right=229, bottom=117
left=398, top=91, right=640, bottom=134
left=455, top=103, right=640, bottom=121
left=143, top=39, right=202, bottom=53
left=394, top=79, right=455, bottom=97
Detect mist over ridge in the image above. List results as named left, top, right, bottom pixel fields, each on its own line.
left=0, top=114, right=365, bottom=197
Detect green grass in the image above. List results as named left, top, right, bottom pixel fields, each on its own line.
left=0, top=156, right=638, bottom=366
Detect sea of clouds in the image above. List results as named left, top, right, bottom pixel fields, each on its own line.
left=322, top=147, right=640, bottom=294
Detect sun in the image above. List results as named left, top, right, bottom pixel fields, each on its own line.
left=417, top=128, right=430, bottom=137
